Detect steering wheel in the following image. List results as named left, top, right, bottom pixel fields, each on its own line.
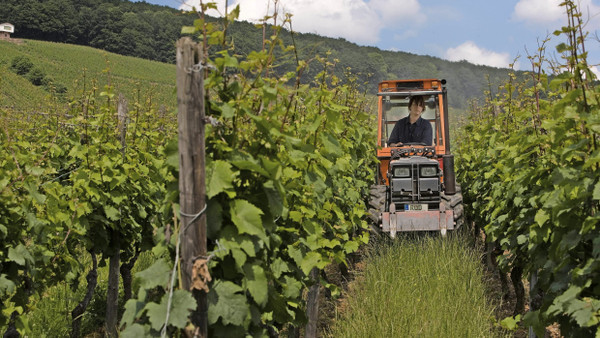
left=391, top=142, right=428, bottom=147
left=403, top=142, right=428, bottom=146
left=391, top=144, right=436, bottom=159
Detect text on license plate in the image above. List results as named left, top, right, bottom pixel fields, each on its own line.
left=405, top=204, right=428, bottom=211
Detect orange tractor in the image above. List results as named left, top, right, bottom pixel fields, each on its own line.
left=369, top=79, right=463, bottom=237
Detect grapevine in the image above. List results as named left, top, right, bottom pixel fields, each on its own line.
left=2, top=2, right=377, bottom=336
left=456, top=1, right=600, bottom=335
left=155, top=4, right=377, bottom=335
left=0, top=81, right=175, bottom=335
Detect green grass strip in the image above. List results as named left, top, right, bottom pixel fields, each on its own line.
left=327, top=234, right=500, bottom=337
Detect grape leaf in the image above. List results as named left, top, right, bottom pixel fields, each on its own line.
left=244, top=264, right=268, bottom=307
left=25, top=180, right=45, bottom=204
left=500, top=314, right=521, bottom=331
left=120, top=299, right=146, bottom=328
left=230, top=200, right=265, bottom=241
left=283, top=276, right=302, bottom=298
left=8, top=244, right=34, bottom=266
left=104, top=205, right=120, bottom=221
left=145, top=290, right=196, bottom=330
left=272, top=258, right=289, bottom=279
left=534, top=209, right=550, bottom=227
left=135, top=259, right=171, bottom=290
left=208, top=281, right=249, bottom=326
left=0, top=274, right=16, bottom=296
left=206, top=160, right=234, bottom=199
left=593, top=181, right=600, bottom=200
left=120, top=324, right=148, bottom=338
left=300, top=251, right=321, bottom=275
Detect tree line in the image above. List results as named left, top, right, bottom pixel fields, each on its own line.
left=0, top=0, right=517, bottom=109
left=0, top=0, right=193, bottom=63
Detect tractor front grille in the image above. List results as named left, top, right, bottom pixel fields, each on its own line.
left=389, top=159, right=441, bottom=208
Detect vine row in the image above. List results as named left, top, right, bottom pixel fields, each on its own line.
left=456, top=2, right=600, bottom=335
left=2, top=2, right=377, bottom=336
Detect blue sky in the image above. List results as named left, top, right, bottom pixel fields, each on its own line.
left=137, top=0, right=600, bottom=73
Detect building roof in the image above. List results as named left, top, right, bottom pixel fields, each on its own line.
left=1, top=23, right=15, bottom=33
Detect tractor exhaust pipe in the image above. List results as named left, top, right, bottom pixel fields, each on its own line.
left=443, top=154, right=456, bottom=195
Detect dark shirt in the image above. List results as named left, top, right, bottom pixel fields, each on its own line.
left=388, top=116, right=432, bottom=146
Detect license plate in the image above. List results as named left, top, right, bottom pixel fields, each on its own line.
left=405, top=204, right=428, bottom=212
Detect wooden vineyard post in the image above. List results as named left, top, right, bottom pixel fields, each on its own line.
left=105, top=95, right=128, bottom=337
left=176, top=37, right=208, bottom=336
left=305, top=267, right=320, bottom=338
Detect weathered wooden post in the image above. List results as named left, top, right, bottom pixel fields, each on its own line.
left=305, top=267, right=320, bottom=338
left=105, top=95, right=129, bottom=337
left=117, top=94, right=128, bottom=156
left=176, top=37, right=208, bottom=336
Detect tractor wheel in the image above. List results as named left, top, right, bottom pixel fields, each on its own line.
left=441, top=184, right=464, bottom=230
left=368, top=185, right=387, bottom=233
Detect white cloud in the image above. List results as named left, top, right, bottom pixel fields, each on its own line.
left=179, top=0, right=426, bottom=45
left=271, top=0, right=381, bottom=44
left=369, top=0, right=423, bottom=25
left=513, top=0, right=564, bottom=24
left=590, top=65, right=600, bottom=79
left=514, top=0, right=600, bottom=29
left=444, top=41, right=513, bottom=68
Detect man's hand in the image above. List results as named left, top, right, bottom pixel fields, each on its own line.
left=390, top=142, right=403, bottom=147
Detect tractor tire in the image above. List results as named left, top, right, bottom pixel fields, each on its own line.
left=368, top=185, right=387, bottom=231
left=441, top=185, right=464, bottom=230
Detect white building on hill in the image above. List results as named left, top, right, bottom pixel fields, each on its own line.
left=1, top=23, right=14, bottom=40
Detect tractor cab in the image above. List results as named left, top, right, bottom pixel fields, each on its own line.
left=369, top=79, right=463, bottom=237
left=381, top=93, right=438, bottom=147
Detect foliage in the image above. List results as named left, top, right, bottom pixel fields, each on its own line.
left=2, top=1, right=378, bottom=335
left=7, top=54, right=67, bottom=98
left=0, top=0, right=196, bottom=63
left=456, top=2, right=600, bottom=336
left=0, top=80, right=176, bottom=335
left=120, top=259, right=196, bottom=337
left=119, top=3, right=377, bottom=335
left=22, top=251, right=153, bottom=336
left=10, top=56, right=33, bottom=75
left=26, top=67, right=47, bottom=86
left=0, top=0, right=522, bottom=334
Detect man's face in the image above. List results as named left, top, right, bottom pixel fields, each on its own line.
left=410, top=101, right=424, bottom=116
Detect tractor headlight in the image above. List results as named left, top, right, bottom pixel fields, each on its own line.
left=393, top=166, right=411, bottom=177
left=420, top=166, right=437, bottom=177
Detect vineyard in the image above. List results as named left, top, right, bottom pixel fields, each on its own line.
left=0, top=39, right=177, bottom=109
left=456, top=2, right=600, bottom=336
left=2, top=0, right=600, bottom=337
left=1, top=4, right=376, bottom=337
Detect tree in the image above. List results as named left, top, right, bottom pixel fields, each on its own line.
left=27, top=67, right=47, bottom=86
left=10, top=56, right=34, bottom=75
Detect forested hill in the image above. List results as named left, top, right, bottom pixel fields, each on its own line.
left=1, top=0, right=517, bottom=109
left=0, top=0, right=191, bottom=63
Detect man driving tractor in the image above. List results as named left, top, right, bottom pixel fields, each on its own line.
left=387, top=95, right=432, bottom=147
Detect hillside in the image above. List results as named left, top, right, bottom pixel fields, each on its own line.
left=225, top=19, right=517, bottom=110
left=0, top=39, right=176, bottom=109
left=0, top=0, right=520, bottom=111
left=0, top=36, right=510, bottom=116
